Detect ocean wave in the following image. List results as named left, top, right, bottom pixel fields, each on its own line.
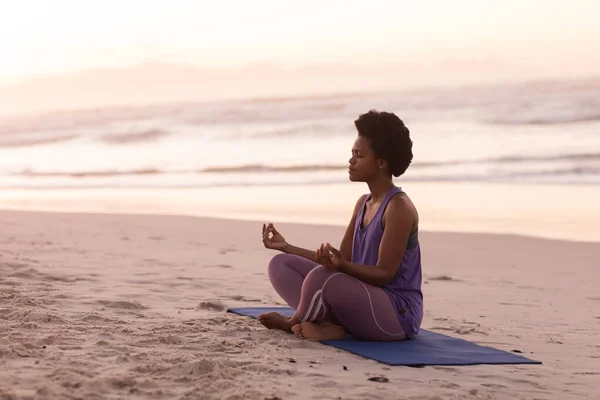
left=1, top=77, right=598, bottom=144
left=413, top=152, right=600, bottom=167
left=3, top=167, right=600, bottom=190
left=200, top=164, right=345, bottom=173
left=491, top=152, right=600, bottom=163
left=18, top=168, right=161, bottom=178
left=0, top=103, right=173, bottom=136
left=10, top=152, right=600, bottom=180
left=100, top=129, right=169, bottom=144
left=507, top=166, right=600, bottom=177
left=13, top=165, right=344, bottom=178
left=0, top=133, right=79, bottom=148
left=488, top=112, right=600, bottom=126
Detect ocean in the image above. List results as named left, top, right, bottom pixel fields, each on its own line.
left=1, top=78, right=599, bottom=190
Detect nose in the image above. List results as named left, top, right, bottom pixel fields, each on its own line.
left=349, top=156, right=355, bottom=165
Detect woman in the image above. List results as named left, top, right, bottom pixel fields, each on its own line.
left=259, top=110, right=422, bottom=341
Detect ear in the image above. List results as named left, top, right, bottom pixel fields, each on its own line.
left=378, top=159, right=388, bottom=171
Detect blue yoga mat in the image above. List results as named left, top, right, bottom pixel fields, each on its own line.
left=227, top=307, right=541, bottom=366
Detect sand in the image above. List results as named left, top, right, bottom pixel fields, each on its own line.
left=1, top=209, right=599, bottom=399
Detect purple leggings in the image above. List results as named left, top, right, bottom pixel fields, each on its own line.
left=268, top=253, right=406, bottom=341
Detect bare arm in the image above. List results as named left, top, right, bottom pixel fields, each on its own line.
left=339, top=196, right=413, bottom=286
left=282, top=244, right=319, bottom=262
left=339, top=194, right=369, bottom=262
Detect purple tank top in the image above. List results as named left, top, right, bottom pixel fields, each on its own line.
left=351, top=186, right=423, bottom=338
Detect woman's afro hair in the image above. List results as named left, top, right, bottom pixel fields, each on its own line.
left=354, top=110, right=413, bottom=177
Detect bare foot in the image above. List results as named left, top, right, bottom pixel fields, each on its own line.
left=291, top=322, right=345, bottom=340
left=258, top=312, right=292, bottom=332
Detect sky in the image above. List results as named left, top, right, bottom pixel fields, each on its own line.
left=1, top=0, right=600, bottom=86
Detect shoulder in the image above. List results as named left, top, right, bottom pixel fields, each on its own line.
left=389, top=192, right=411, bottom=208
left=383, top=193, right=417, bottom=226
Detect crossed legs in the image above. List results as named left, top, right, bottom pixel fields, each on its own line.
left=259, top=254, right=406, bottom=341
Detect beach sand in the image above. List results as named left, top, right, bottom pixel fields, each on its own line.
left=1, top=209, right=599, bottom=399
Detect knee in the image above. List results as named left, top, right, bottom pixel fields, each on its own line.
left=305, top=265, right=337, bottom=283
left=267, top=253, right=298, bottom=280
left=268, top=253, right=290, bottom=270
left=304, top=267, right=348, bottom=297
left=321, top=273, right=355, bottom=307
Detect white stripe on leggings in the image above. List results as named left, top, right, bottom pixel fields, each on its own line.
left=301, top=271, right=344, bottom=322
left=309, top=298, right=324, bottom=321
left=301, top=290, right=321, bottom=322
left=357, top=280, right=406, bottom=337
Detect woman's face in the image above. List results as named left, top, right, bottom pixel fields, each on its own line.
left=348, top=136, right=381, bottom=182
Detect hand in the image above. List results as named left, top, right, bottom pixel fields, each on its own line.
left=316, top=242, right=346, bottom=270
left=262, top=223, right=288, bottom=251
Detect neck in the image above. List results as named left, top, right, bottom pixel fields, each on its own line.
left=366, top=174, right=395, bottom=204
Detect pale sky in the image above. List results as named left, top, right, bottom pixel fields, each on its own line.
left=1, top=0, right=600, bottom=86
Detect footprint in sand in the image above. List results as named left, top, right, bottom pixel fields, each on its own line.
left=219, top=248, right=237, bottom=255
left=135, top=271, right=159, bottom=276
left=431, top=325, right=488, bottom=335
left=224, top=295, right=261, bottom=302
left=440, top=382, right=461, bottom=389
left=480, top=383, right=507, bottom=389
left=97, top=300, right=147, bottom=310
left=433, top=366, right=458, bottom=372
left=429, top=275, right=461, bottom=282
left=125, top=279, right=156, bottom=285
left=4, top=262, right=29, bottom=268
left=499, top=302, right=540, bottom=307
left=141, top=258, right=172, bottom=267
left=76, top=313, right=118, bottom=324
left=148, top=236, right=164, bottom=241
left=197, top=301, right=226, bottom=311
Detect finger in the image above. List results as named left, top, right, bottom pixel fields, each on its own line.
left=327, top=246, right=335, bottom=258
left=325, top=244, right=332, bottom=262
left=328, top=243, right=341, bottom=256
left=262, top=223, right=265, bottom=235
